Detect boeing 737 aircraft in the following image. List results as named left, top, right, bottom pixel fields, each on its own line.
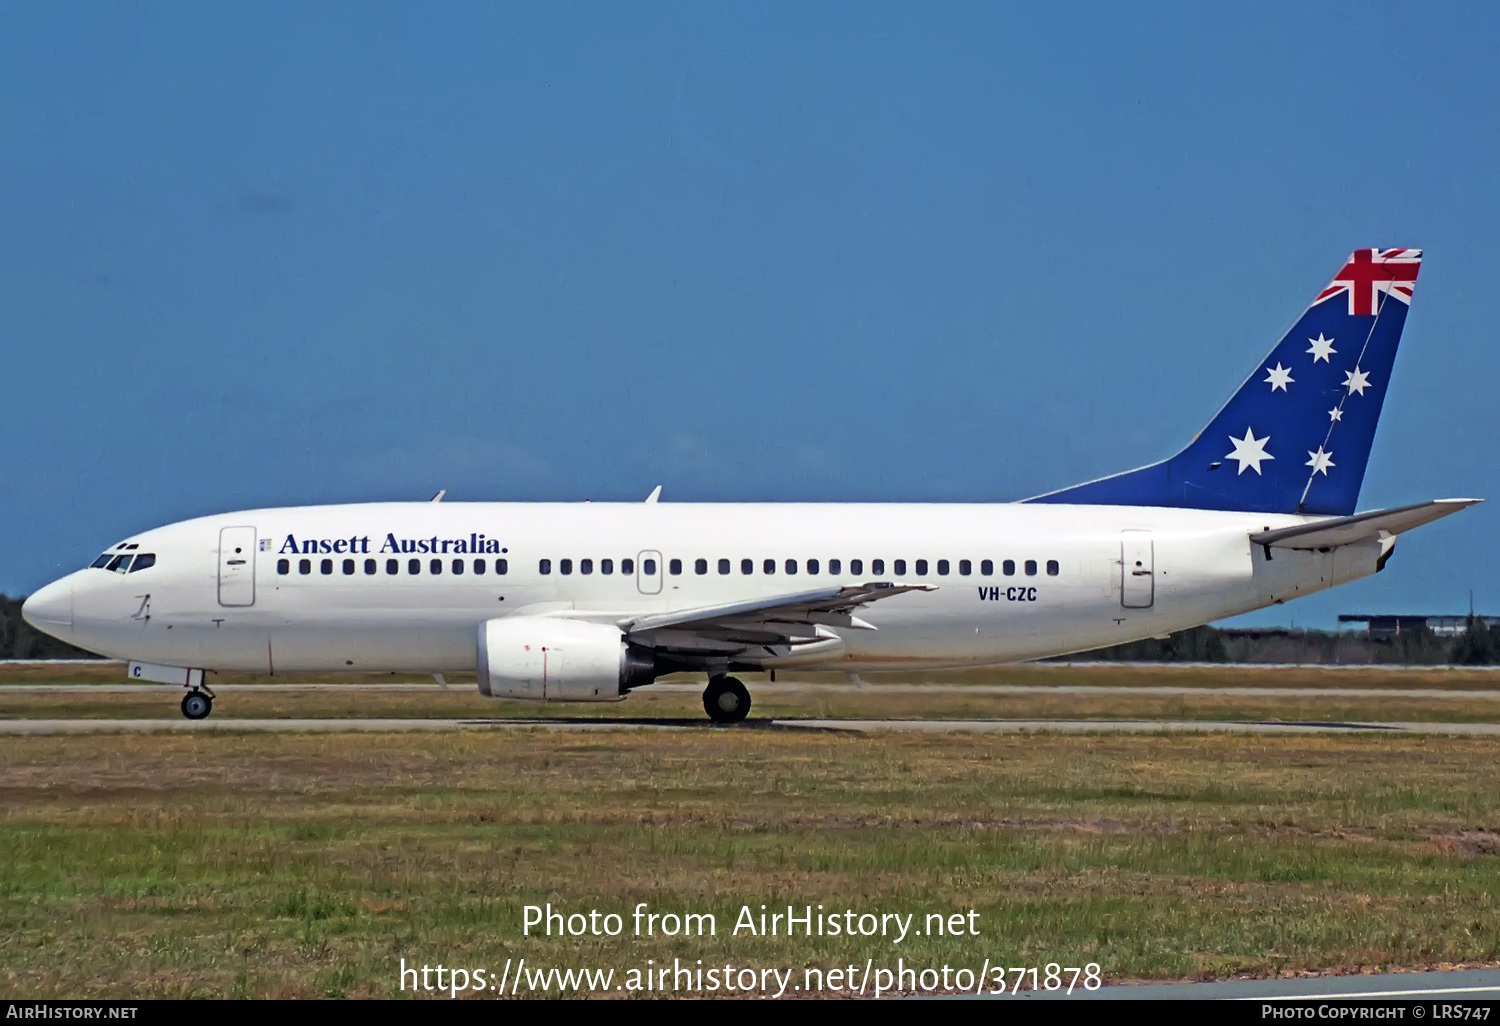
left=22, top=248, right=1478, bottom=723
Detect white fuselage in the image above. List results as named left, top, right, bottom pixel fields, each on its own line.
left=24, top=501, right=1384, bottom=677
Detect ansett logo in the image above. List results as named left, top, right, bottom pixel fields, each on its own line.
left=277, top=533, right=506, bottom=556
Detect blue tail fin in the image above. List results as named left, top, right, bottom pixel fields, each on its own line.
left=1026, top=248, right=1422, bottom=516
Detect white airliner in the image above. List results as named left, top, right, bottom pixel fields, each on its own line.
left=22, top=249, right=1478, bottom=723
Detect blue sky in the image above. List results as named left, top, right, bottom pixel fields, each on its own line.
left=3, top=3, right=1496, bottom=626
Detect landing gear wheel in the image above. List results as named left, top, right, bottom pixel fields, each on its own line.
left=181, top=690, right=212, bottom=720
left=703, top=676, right=751, bottom=725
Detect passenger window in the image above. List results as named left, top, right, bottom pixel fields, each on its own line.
left=623, top=558, right=635, bottom=574
left=718, top=558, right=731, bottom=575
left=763, top=559, right=775, bottom=575
left=851, top=558, right=863, bottom=575
left=741, top=559, right=753, bottom=575
left=1003, top=559, right=1015, bottom=576
left=959, top=559, right=971, bottom=576
left=343, top=559, right=355, bottom=575
left=580, top=558, right=593, bottom=575
left=829, top=558, right=841, bottom=575
left=452, top=558, right=464, bottom=575
left=130, top=553, right=156, bottom=573
left=695, top=558, right=708, bottom=575
left=497, top=558, right=509, bottom=575
left=321, top=559, right=334, bottom=575
left=916, top=559, right=928, bottom=575
left=539, top=559, right=552, bottom=575
left=872, top=559, right=884, bottom=575
left=980, top=559, right=993, bottom=576
left=601, top=558, right=613, bottom=575
left=785, top=559, right=797, bottom=575
left=669, top=559, right=682, bottom=575
left=560, top=559, right=572, bottom=575
left=387, top=559, right=399, bottom=575
left=1025, top=560, right=1038, bottom=576
left=364, top=558, right=376, bottom=575
left=637, top=558, right=650, bottom=575
left=1047, top=559, right=1060, bottom=576
left=894, top=559, right=907, bottom=575
left=300, top=559, right=312, bottom=575
left=474, top=558, right=486, bottom=575
left=277, top=558, right=290, bottom=575
left=807, top=558, right=819, bottom=575
left=409, top=558, right=421, bottom=575
left=106, top=554, right=131, bottom=573
left=430, top=558, right=443, bottom=575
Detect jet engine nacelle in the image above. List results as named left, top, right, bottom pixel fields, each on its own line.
left=477, top=617, right=656, bottom=702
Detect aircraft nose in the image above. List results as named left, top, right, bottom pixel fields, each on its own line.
left=22, top=578, right=74, bottom=634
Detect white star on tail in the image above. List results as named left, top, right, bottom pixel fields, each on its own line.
left=1225, top=427, right=1274, bottom=475
left=1306, top=448, right=1335, bottom=476
left=1264, top=363, right=1294, bottom=392
left=1328, top=406, right=1343, bottom=422
left=1343, top=366, right=1371, bottom=396
left=1307, top=333, right=1337, bottom=362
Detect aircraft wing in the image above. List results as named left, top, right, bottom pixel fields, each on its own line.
left=622, top=582, right=935, bottom=657
left=1249, top=498, right=1481, bottom=551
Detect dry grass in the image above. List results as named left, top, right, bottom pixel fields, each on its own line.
left=3, top=730, right=1500, bottom=997
left=6, top=661, right=1500, bottom=689
left=4, top=679, right=1500, bottom=723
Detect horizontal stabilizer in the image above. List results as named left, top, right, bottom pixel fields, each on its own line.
left=1249, top=498, right=1481, bottom=550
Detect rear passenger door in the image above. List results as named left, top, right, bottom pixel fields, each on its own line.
left=1120, top=531, right=1154, bottom=609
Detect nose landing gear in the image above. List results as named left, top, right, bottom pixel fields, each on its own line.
left=180, top=685, right=215, bottom=720
left=702, top=675, right=751, bottom=725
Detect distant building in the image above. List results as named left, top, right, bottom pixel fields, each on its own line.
left=1339, top=614, right=1500, bottom=640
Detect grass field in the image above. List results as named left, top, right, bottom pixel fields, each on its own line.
left=9, top=684, right=1500, bottom=725
left=4, top=660, right=1500, bottom=725
left=4, top=728, right=1500, bottom=998
left=5, top=661, right=1500, bottom=998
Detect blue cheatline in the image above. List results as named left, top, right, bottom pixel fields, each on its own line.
left=1026, top=248, right=1421, bottom=517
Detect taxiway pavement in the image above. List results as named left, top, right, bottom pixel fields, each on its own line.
left=7, top=682, right=1500, bottom=699
left=7, top=717, right=1500, bottom=735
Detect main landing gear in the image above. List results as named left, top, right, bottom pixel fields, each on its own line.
left=703, top=675, right=751, bottom=725
left=180, top=685, right=215, bottom=721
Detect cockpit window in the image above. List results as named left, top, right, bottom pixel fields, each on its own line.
left=93, top=541, right=152, bottom=571
left=92, top=551, right=158, bottom=573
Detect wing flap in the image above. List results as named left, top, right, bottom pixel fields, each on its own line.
left=624, top=582, right=933, bottom=635
left=1250, top=498, right=1480, bottom=550
left=623, top=582, right=935, bottom=659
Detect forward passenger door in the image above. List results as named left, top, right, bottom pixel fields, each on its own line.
left=218, top=526, right=258, bottom=607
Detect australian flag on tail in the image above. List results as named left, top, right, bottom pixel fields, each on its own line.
left=1026, top=248, right=1422, bottom=517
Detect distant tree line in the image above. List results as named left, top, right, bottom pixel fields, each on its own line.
left=2, top=589, right=1495, bottom=665
left=0, top=595, right=99, bottom=658
left=1075, top=619, right=1499, bottom=665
